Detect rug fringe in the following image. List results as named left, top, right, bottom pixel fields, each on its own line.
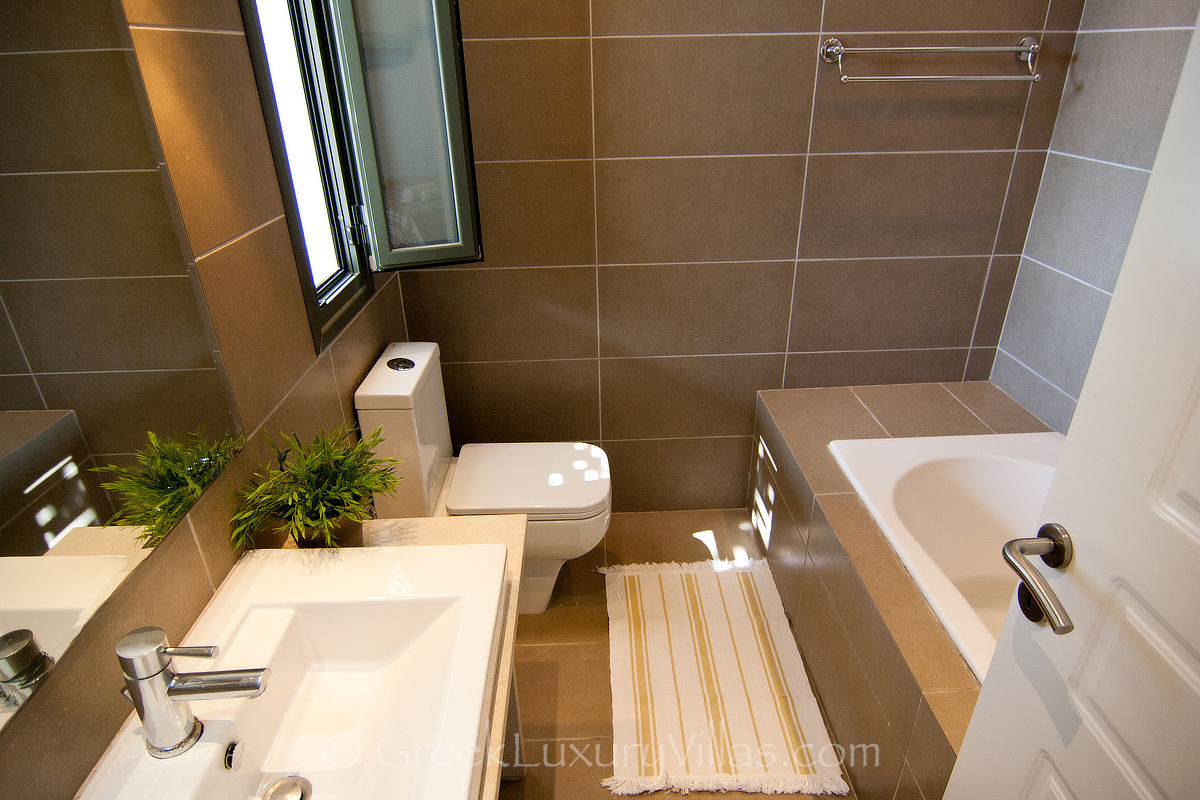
left=598, top=558, right=770, bottom=576
left=601, top=772, right=851, bottom=796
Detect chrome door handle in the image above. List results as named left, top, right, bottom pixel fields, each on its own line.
left=1002, top=523, right=1074, bottom=634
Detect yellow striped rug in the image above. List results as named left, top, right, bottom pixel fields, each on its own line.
left=603, top=560, right=850, bottom=795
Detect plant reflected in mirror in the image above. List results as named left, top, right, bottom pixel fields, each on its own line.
left=95, top=430, right=244, bottom=547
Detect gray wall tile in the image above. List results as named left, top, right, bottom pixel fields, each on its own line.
left=1080, top=0, right=1200, bottom=30
left=1051, top=29, right=1193, bottom=169
left=991, top=350, right=1077, bottom=432
left=998, top=259, right=1111, bottom=399
left=1023, top=153, right=1149, bottom=292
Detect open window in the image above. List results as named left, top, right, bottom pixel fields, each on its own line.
left=241, top=0, right=481, bottom=348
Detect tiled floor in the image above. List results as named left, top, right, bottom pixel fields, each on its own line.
left=500, top=509, right=855, bottom=799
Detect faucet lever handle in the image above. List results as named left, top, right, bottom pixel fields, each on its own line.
left=163, top=645, right=219, bottom=660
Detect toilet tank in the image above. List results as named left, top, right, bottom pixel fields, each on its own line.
left=354, top=342, right=452, bottom=518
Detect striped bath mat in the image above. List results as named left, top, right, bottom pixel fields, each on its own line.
left=603, top=560, right=849, bottom=795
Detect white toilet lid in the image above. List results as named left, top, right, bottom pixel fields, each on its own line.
left=446, top=442, right=611, bottom=521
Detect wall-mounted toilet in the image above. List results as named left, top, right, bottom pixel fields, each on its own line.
left=354, top=342, right=611, bottom=614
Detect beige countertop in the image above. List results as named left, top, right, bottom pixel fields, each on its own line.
left=364, top=514, right=526, bottom=800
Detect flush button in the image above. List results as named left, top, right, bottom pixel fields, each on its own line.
left=387, top=357, right=416, bottom=371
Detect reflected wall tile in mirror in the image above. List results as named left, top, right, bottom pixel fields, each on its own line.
left=401, top=267, right=597, bottom=362
left=442, top=359, right=600, bottom=445
left=37, top=369, right=236, bottom=456
left=592, top=0, right=818, bottom=34
left=596, top=156, right=805, bottom=263
left=463, top=38, right=592, bottom=161
left=129, top=25, right=285, bottom=255
left=2, top=278, right=214, bottom=373
left=0, top=172, right=185, bottom=280
left=593, top=34, right=814, bottom=157
left=194, top=218, right=314, bottom=435
left=0, top=51, right=154, bottom=172
left=597, top=261, right=793, bottom=357
left=473, top=161, right=596, bottom=267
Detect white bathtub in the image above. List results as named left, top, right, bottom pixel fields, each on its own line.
left=829, top=432, right=1065, bottom=680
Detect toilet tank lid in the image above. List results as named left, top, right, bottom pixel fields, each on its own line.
left=446, top=442, right=611, bottom=520
left=354, top=342, right=440, bottom=411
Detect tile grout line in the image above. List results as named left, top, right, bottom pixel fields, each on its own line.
left=1021, top=254, right=1115, bottom=296
left=0, top=289, right=47, bottom=408
left=589, top=0, right=603, bottom=444
left=937, top=383, right=996, bottom=434
left=994, top=347, right=1079, bottom=402
left=185, top=517, right=218, bottom=592
left=847, top=387, right=892, bottom=437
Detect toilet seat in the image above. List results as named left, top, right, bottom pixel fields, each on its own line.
left=445, top=442, right=611, bottom=520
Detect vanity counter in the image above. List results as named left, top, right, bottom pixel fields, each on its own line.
left=364, top=514, right=526, bottom=800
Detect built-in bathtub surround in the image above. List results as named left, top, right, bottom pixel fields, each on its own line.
left=993, top=0, right=1200, bottom=431
left=400, top=0, right=1085, bottom=512
left=751, top=382, right=1049, bottom=800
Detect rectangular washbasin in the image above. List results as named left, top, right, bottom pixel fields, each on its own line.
left=78, top=544, right=507, bottom=800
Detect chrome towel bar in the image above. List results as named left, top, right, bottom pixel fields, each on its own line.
left=819, top=36, right=1041, bottom=83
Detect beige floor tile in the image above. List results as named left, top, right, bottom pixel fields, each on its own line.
left=604, top=508, right=760, bottom=566
left=515, top=642, right=614, bottom=740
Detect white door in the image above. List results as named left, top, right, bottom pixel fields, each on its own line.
left=945, top=21, right=1200, bottom=800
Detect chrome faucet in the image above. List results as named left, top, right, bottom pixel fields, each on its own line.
left=117, top=626, right=270, bottom=758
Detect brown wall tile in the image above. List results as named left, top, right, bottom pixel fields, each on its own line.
left=972, top=256, right=1020, bottom=347
left=400, top=267, right=597, bottom=362
left=823, top=0, right=1050, bottom=32
left=598, top=261, right=793, bottom=357
left=799, top=153, right=1012, bottom=258
left=3, top=278, right=213, bottom=372
left=0, top=172, right=185, bottom=280
left=597, top=156, right=805, bottom=263
left=261, top=353, right=347, bottom=443
left=0, top=376, right=44, bottom=410
left=785, top=349, right=969, bottom=389
left=458, top=0, right=589, bottom=39
left=592, top=0, right=819, bottom=34
left=464, top=39, right=592, bottom=161
left=963, top=348, right=996, bottom=381
left=790, top=258, right=988, bottom=352
left=194, top=218, right=314, bottom=434
left=754, top=395, right=818, bottom=540
left=0, top=310, right=28, bottom=374
left=1018, top=33, right=1077, bottom=150
left=905, top=698, right=957, bottom=800
left=593, top=35, right=814, bottom=157
left=443, top=359, right=600, bottom=445
left=995, top=151, right=1047, bottom=254
left=130, top=27, right=284, bottom=255
left=474, top=161, right=596, bottom=267
left=37, top=369, right=235, bottom=454
left=755, top=458, right=807, bottom=616
left=601, top=354, right=784, bottom=439
left=810, top=34, right=1033, bottom=153
left=893, top=762, right=928, bottom=800
left=0, top=0, right=123, bottom=52
left=792, top=554, right=907, bottom=800
left=1046, top=0, right=1087, bottom=30
left=121, top=0, right=244, bottom=31
left=602, top=436, right=752, bottom=512
left=0, top=51, right=154, bottom=172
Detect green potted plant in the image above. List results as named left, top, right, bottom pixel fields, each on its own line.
left=96, top=429, right=243, bottom=547
left=229, top=425, right=399, bottom=552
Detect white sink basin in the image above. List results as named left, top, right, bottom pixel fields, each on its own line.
left=77, top=544, right=507, bottom=800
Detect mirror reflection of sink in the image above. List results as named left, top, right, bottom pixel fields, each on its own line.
left=78, top=544, right=507, bottom=800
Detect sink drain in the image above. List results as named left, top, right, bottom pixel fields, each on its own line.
left=261, top=776, right=313, bottom=800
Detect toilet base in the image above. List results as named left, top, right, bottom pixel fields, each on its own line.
left=518, top=559, right=568, bottom=614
